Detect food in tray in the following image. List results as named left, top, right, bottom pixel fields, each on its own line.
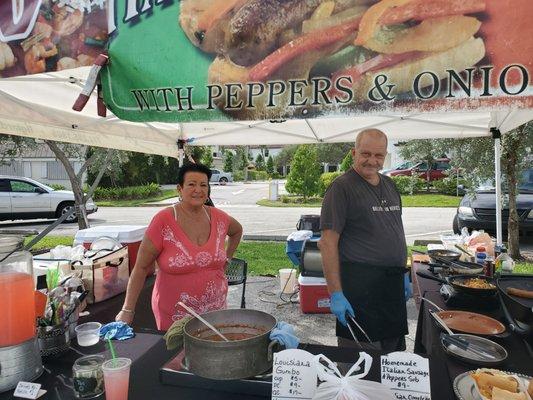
left=470, top=369, right=532, bottom=400
left=528, top=379, right=533, bottom=398
left=457, top=278, right=496, bottom=290
left=506, top=287, right=533, bottom=300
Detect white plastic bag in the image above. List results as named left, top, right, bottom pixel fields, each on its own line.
left=70, top=245, right=87, bottom=262
left=50, top=245, right=72, bottom=259
left=287, top=230, right=313, bottom=241
left=312, top=352, right=396, bottom=400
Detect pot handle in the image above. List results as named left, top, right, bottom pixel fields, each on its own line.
left=267, top=340, right=280, bottom=362
left=182, top=356, right=190, bottom=371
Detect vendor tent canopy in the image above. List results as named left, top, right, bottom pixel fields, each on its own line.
left=1, top=67, right=532, bottom=247
left=1, top=67, right=532, bottom=156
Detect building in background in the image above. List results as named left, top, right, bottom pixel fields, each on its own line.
left=0, top=144, right=84, bottom=189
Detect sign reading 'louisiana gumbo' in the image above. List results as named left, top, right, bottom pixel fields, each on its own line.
left=102, top=0, right=533, bottom=123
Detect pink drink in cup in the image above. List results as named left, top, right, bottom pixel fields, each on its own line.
left=102, top=358, right=131, bottom=400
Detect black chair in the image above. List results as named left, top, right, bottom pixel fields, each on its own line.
left=226, top=258, right=248, bottom=309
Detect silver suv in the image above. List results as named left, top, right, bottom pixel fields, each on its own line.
left=0, top=176, right=97, bottom=223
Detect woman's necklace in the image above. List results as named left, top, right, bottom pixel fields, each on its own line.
left=178, top=203, right=210, bottom=223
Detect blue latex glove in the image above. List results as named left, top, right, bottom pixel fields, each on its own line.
left=330, top=291, right=354, bottom=327
left=269, top=321, right=299, bottom=349
left=99, top=321, right=135, bottom=341
left=404, top=273, right=412, bottom=301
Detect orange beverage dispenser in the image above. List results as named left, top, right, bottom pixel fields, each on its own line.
left=0, top=235, right=43, bottom=393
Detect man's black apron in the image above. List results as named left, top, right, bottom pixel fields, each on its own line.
left=336, top=261, right=408, bottom=342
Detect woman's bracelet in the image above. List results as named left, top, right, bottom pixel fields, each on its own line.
left=121, top=308, right=135, bottom=315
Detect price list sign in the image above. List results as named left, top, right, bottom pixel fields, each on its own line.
left=380, top=352, right=431, bottom=400
left=271, top=349, right=317, bottom=400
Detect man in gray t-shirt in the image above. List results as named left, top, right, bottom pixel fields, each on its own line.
left=319, top=129, right=411, bottom=351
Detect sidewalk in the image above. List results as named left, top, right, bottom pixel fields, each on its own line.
left=226, top=276, right=419, bottom=352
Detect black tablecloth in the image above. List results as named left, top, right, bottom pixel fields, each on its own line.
left=0, top=330, right=456, bottom=400
left=412, top=263, right=533, bottom=386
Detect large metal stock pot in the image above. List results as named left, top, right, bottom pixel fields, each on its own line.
left=183, top=309, right=277, bottom=380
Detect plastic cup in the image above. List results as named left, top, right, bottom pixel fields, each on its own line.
left=75, top=322, right=102, bottom=347
left=102, top=358, right=131, bottom=400
left=279, top=268, right=298, bottom=294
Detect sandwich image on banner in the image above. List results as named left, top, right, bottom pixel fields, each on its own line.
left=100, top=0, right=533, bottom=123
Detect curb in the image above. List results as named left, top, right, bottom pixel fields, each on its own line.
left=243, top=235, right=287, bottom=242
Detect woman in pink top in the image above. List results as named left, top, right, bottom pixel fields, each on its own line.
left=116, top=163, right=243, bottom=330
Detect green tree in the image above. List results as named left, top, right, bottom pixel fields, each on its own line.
left=340, top=150, right=353, bottom=172
left=285, top=145, right=321, bottom=200
left=404, top=123, right=533, bottom=259
left=316, top=143, right=353, bottom=165
left=274, top=145, right=298, bottom=175
left=399, top=139, right=449, bottom=191
left=223, top=151, right=234, bottom=172
left=266, top=155, right=275, bottom=176
left=255, top=154, right=265, bottom=170
left=201, top=149, right=214, bottom=168
left=0, top=135, right=37, bottom=164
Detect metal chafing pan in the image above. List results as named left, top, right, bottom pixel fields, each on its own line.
left=416, top=271, right=497, bottom=297
left=421, top=297, right=506, bottom=337
left=496, top=274, right=533, bottom=338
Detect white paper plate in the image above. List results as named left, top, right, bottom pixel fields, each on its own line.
left=453, top=370, right=532, bottom=400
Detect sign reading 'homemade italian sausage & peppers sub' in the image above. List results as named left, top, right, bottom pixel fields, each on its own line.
left=101, top=0, right=533, bottom=123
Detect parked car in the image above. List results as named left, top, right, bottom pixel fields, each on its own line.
left=384, top=158, right=452, bottom=181
left=0, top=176, right=97, bottom=223
left=453, top=169, right=533, bottom=235
left=210, top=169, right=233, bottom=185
left=381, top=161, right=416, bottom=175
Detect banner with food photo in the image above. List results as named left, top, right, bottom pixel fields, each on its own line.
left=0, top=0, right=107, bottom=77
left=100, top=0, right=533, bottom=123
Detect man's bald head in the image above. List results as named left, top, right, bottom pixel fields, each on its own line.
left=351, top=129, right=388, bottom=183
left=354, top=129, right=388, bottom=150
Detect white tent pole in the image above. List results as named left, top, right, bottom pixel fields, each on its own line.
left=492, top=128, right=503, bottom=246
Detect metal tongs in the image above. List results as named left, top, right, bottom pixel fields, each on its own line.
left=345, top=313, right=378, bottom=350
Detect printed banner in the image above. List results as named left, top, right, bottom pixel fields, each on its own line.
left=0, top=0, right=107, bottom=77
left=101, top=0, right=533, bottom=123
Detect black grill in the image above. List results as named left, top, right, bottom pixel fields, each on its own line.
left=474, top=208, right=528, bottom=221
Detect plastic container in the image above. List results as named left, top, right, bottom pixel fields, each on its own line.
left=279, top=268, right=298, bottom=294
left=0, top=235, right=35, bottom=347
left=475, top=246, right=487, bottom=266
left=75, top=322, right=101, bottom=347
left=74, top=226, right=146, bottom=272
left=298, top=275, right=331, bottom=314
left=495, top=248, right=515, bottom=273
left=73, top=354, right=105, bottom=398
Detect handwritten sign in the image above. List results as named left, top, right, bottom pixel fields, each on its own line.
left=13, top=382, right=46, bottom=399
left=272, top=349, right=317, bottom=400
left=380, top=352, right=431, bottom=400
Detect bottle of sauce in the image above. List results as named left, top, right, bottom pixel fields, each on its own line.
left=495, top=247, right=515, bottom=274
left=475, top=246, right=487, bottom=266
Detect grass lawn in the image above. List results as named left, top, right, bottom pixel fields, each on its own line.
left=258, top=194, right=461, bottom=208
left=25, top=235, right=74, bottom=250
left=97, top=189, right=177, bottom=207
left=25, top=237, right=532, bottom=276
left=401, top=194, right=461, bottom=207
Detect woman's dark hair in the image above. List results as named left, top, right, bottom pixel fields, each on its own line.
left=177, top=163, right=212, bottom=186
